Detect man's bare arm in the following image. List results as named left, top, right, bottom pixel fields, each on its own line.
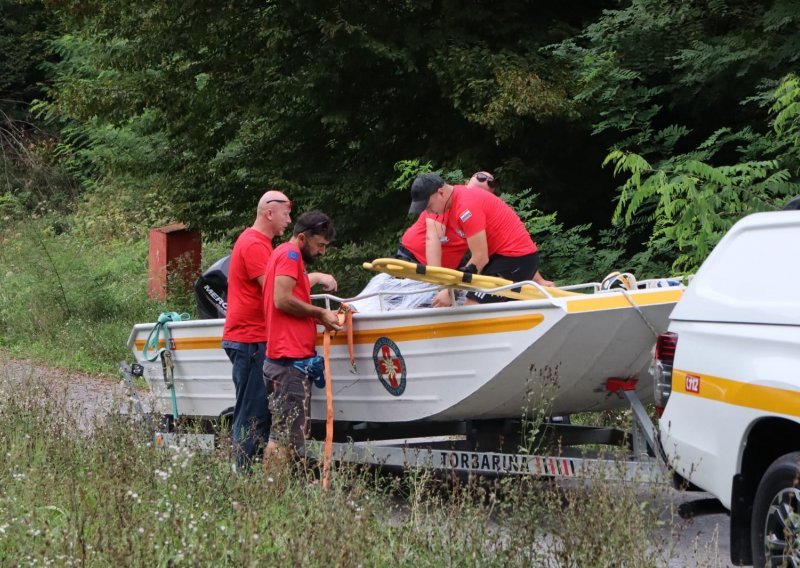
left=424, top=217, right=444, bottom=267
left=308, top=272, right=337, bottom=291
left=465, top=230, right=489, bottom=272
left=273, top=275, right=340, bottom=330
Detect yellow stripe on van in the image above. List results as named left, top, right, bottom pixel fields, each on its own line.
left=672, top=369, right=800, bottom=418
left=565, top=289, right=683, bottom=313
left=133, top=314, right=544, bottom=352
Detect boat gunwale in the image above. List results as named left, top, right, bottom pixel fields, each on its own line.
left=127, top=284, right=684, bottom=348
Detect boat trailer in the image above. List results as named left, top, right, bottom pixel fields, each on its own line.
left=121, top=360, right=668, bottom=484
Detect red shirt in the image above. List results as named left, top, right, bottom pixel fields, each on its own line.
left=446, top=186, right=537, bottom=257
left=264, top=242, right=317, bottom=360
left=400, top=211, right=468, bottom=269
left=221, top=228, right=273, bottom=343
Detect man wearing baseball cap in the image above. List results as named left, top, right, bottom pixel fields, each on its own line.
left=397, top=170, right=500, bottom=268
left=408, top=173, right=553, bottom=305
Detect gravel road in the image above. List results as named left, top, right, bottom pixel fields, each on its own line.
left=0, top=356, right=736, bottom=566
left=0, top=357, right=140, bottom=427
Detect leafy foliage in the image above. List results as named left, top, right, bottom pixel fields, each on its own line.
left=607, top=149, right=790, bottom=270
left=36, top=0, right=608, bottom=242
left=6, top=0, right=800, bottom=328
left=552, top=0, right=800, bottom=270
left=0, top=0, right=75, bottom=214
left=605, top=72, right=800, bottom=270
left=772, top=73, right=800, bottom=158
left=503, top=189, right=627, bottom=284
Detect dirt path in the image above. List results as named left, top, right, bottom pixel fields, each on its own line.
left=0, top=357, right=140, bottom=424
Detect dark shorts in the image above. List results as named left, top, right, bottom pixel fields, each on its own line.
left=467, top=251, right=540, bottom=304
left=263, top=358, right=311, bottom=452
left=394, top=244, right=420, bottom=264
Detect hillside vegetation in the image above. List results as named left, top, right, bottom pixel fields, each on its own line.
left=2, top=0, right=800, bottom=372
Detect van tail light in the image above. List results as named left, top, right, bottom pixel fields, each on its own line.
left=651, top=332, right=678, bottom=416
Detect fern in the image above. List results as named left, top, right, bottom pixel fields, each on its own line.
left=606, top=148, right=791, bottom=271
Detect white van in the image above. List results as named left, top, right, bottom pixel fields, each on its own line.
left=651, top=209, right=800, bottom=566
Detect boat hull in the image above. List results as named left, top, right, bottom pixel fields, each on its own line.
left=128, top=288, right=682, bottom=422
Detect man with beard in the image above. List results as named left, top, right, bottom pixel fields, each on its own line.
left=262, top=211, right=341, bottom=460
left=221, top=189, right=292, bottom=471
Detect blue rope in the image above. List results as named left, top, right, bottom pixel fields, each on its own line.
left=142, top=312, right=189, bottom=420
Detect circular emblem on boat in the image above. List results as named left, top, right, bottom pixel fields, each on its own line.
left=372, top=337, right=406, bottom=396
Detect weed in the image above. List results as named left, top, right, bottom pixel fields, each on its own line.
left=0, top=215, right=228, bottom=374
left=0, top=370, right=720, bottom=566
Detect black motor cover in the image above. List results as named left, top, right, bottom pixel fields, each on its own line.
left=194, top=255, right=231, bottom=319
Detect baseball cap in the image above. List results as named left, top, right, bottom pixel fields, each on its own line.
left=408, top=173, right=445, bottom=215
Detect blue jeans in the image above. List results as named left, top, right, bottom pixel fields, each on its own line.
left=222, top=341, right=270, bottom=469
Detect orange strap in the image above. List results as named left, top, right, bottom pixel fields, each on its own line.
left=321, top=304, right=352, bottom=490
left=342, top=304, right=355, bottom=369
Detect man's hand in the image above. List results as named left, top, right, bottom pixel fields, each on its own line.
left=310, top=272, right=338, bottom=291
left=432, top=289, right=452, bottom=308
left=317, top=309, right=342, bottom=331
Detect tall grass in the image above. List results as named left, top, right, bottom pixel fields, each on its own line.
left=0, top=372, right=721, bottom=566
left=0, top=216, right=229, bottom=374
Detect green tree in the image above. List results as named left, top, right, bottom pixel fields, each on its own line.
left=0, top=0, right=72, bottom=211
left=38, top=0, right=610, bottom=242
left=553, top=0, right=800, bottom=270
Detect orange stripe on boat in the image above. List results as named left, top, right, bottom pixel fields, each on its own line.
left=322, top=313, right=544, bottom=346
left=133, top=336, right=227, bottom=351
left=133, top=314, right=544, bottom=351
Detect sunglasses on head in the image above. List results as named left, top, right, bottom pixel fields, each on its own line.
left=299, top=219, right=330, bottom=233
left=266, top=199, right=292, bottom=208
left=473, top=173, right=498, bottom=188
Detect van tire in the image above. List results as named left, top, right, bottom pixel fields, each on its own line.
left=751, top=451, right=800, bottom=568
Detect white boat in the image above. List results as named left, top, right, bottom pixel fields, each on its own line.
left=128, top=262, right=683, bottom=424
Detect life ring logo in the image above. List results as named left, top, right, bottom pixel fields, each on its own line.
left=373, top=337, right=406, bottom=396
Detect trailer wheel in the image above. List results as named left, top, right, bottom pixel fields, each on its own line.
left=751, top=451, right=800, bottom=568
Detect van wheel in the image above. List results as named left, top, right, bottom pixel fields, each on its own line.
left=751, top=452, right=800, bottom=568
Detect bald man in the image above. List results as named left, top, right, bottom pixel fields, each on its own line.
left=221, top=190, right=292, bottom=471
left=467, top=171, right=499, bottom=193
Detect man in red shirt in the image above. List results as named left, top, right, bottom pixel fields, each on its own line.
left=221, top=190, right=292, bottom=470
left=408, top=173, right=554, bottom=305
left=396, top=211, right=466, bottom=269
left=262, top=211, right=341, bottom=459
left=395, top=170, right=498, bottom=268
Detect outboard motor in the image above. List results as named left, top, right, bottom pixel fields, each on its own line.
left=194, top=255, right=231, bottom=319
